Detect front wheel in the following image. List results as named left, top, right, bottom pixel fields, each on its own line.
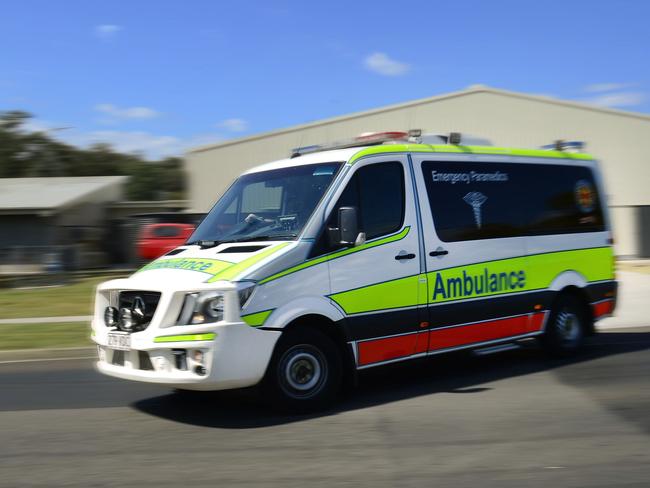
left=541, top=294, right=587, bottom=356
left=262, top=328, right=342, bottom=413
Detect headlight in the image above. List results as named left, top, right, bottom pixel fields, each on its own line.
left=177, top=292, right=224, bottom=325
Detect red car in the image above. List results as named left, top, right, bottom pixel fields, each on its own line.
left=137, top=223, right=195, bottom=260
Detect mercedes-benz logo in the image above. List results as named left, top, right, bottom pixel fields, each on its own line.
left=118, top=296, right=146, bottom=331
left=131, top=296, right=146, bottom=322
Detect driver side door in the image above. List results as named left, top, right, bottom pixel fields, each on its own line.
left=325, top=156, right=427, bottom=368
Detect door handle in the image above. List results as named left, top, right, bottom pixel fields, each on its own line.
left=429, top=249, right=449, bottom=257
left=395, top=253, right=416, bottom=260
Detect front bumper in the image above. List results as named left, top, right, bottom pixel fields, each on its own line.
left=94, top=321, right=281, bottom=390
left=91, top=276, right=281, bottom=391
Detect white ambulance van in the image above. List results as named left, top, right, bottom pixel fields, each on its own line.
left=91, top=132, right=617, bottom=411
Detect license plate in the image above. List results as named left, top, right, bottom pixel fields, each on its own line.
left=108, top=333, right=131, bottom=351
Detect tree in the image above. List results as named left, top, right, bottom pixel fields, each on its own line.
left=0, top=110, right=187, bottom=200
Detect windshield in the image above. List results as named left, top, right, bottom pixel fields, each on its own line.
left=188, top=162, right=342, bottom=244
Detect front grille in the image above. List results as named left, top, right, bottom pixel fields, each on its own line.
left=116, top=291, right=161, bottom=332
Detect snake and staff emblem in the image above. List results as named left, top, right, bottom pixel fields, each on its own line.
left=463, top=192, right=488, bottom=228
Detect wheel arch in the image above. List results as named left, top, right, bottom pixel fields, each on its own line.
left=280, top=313, right=357, bottom=388
left=547, top=272, right=595, bottom=335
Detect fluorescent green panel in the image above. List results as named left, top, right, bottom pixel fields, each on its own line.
left=207, top=243, right=291, bottom=282
left=525, top=247, right=614, bottom=289
left=138, top=258, right=234, bottom=275
left=154, top=332, right=216, bottom=343
left=241, top=309, right=274, bottom=327
left=348, top=144, right=594, bottom=165
left=427, top=247, right=613, bottom=304
left=328, top=247, right=614, bottom=314
left=258, top=227, right=410, bottom=285
left=329, top=274, right=421, bottom=314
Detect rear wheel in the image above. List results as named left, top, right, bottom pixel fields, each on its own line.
left=541, top=294, right=586, bottom=356
left=263, top=328, right=342, bottom=413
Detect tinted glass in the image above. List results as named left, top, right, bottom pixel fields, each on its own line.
left=189, top=162, right=342, bottom=243
left=422, top=161, right=604, bottom=242
left=522, top=165, right=604, bottom=235
left=329, top=162, right=405, bottom=240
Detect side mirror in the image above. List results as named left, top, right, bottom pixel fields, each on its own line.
left=327, top=206, right=363, bottom=247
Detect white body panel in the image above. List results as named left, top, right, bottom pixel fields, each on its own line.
left=90, top=145, right=616, bottom=390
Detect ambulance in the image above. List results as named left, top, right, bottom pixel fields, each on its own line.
left=91, top=131, right=617, bottom=411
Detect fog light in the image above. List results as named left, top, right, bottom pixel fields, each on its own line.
left=104, top=307, right=118, bottom=327
left=193, top=350, right=204, bottom=364
left=119, top=307, right=134, bottom=330
left=194, top=365, right=206, bottom=376
left=155, top=357, right=167, bottom=371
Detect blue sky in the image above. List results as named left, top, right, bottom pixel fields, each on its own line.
left=1, top=0, right=649, bottom=159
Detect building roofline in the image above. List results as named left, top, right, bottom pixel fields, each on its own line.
left=0, top=175, right=129, bottom=214
left=188, top=85, right=650, bottom=155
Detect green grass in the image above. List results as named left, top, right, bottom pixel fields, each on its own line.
left=0, top=322, right=92, bottom=350
left=0, top=276, right=116, bottom=319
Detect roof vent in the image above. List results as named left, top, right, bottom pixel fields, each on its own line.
left=218, top=245, right=270, bottom=254
left=164, top=248, right=185, bottom=256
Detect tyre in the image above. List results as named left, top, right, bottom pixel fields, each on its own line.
left=262, top=328, right=342, bottom=413
left=541, top=294, right=587, bottom=356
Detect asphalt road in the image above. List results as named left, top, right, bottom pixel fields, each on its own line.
left=1, top=328, right=649, bottom=488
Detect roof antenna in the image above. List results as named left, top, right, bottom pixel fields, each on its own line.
left=292, top=131, right=306, bottom=158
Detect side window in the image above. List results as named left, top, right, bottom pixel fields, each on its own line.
left=421, top=161, right=524, bottom=241
left=328, top=161, right=405, bottom=241
left=421, top=161, right=605, bottom=242
left=522, top=165, right=604, bottom=234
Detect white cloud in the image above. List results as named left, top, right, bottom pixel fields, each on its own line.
left=584, top=82, right=637, bottom=93
left=95, top=24, right=122, bottom=40
left=89, top=131, right=179, bottom=154
left=218, top=118, right=248, bottom=132
left=363, top=52, right=410, bottom=76
left=22, top=117, right=224, bottom=160
left=585, top=91, right=645, bottom=108
left=65, top=129, right=226, bottom=159
left=95, top=103, right=160, bottom=121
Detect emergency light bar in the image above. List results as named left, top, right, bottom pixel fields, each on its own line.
left=289, top=131, right=494, bottom=158
left=291, top=131, right=409, bottom=157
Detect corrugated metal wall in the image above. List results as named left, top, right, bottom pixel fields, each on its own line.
left=186, top=88, right=650, bottom=257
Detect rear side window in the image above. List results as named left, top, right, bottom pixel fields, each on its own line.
left=330, top=162, right=405, bottom=240
left=522, top=165, right=605, bottom=235
left=421, top=161, right=604, bottom=242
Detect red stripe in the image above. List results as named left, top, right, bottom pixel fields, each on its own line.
left=428, top=315, right=530, bottom=351
left=592, top=299, right=613, bottom=318
left=357, top=312, right=547, bottom=366
left=528, top=311, right=546, bottom=332
left=414, top=331, right=429, bottom=354
left=358, top=333, right=417, bottom=366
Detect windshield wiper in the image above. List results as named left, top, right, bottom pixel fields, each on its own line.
left=186, top=239, right=222, bottom=249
